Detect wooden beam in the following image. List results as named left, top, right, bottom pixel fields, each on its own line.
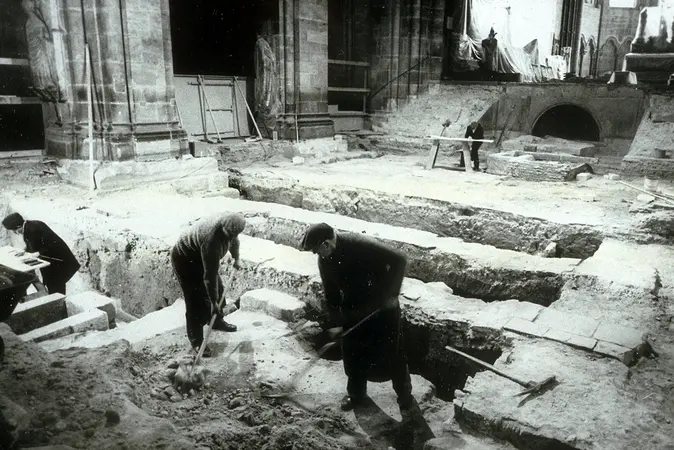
left=425, top=135, right=495, bottom=143
left=328, top=59, right=370, bottom=67
left=0, top=58, right=30, bottom=66
left=328, top=87, right=370, bottom=93
left=0, top=96, right=42, bottom=105
left=0, top=150, right=44, bottom=159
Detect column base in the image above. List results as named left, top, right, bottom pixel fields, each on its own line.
left=276, top=113, right=335, bottom=140
left=45, top=123, right=188, bottom=161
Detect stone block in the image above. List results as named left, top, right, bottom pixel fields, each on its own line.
left=503, top=317, right=549, bottom=338
left=202, top=187, right=240, bottom=199
left=534, top=308, right=599, bottom=337
left=65, top=290, right=116, bottom=325
left=604, top=173, right=620, bottom=180
left=240, top=288, right=306, bottom=322
left=542, top=328, right=597, bottom=351
left=208, top=172, right=229, bottom=191
left=576, top=173, right=592, bottom=182
left=20, top=309, right=109, bottom=343
left=592, top=322, right=645, bottom=349
left=7, top=293, right=67, bottom=335
left=593, top=340, right=632, bottom=364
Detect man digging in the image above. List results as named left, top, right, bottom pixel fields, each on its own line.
left=171, top=213, right=246, bottom=357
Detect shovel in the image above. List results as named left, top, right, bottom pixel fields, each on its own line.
left=261, top=307, right=385, bottom=399
left=173, top=292, right=237, bottom=392
left=445, top=345, right=557, bottom=398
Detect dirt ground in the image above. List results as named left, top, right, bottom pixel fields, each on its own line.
left=1, top=150, right=674, bottom=450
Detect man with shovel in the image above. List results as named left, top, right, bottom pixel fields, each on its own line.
left=171, top=213, right=246, bottom=357
left=300, top=223, right=415, bottom=415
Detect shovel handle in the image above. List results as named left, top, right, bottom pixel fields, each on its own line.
left=192, top=291, right=228, bottom=369
left=445, top=345, right=528, bottom=388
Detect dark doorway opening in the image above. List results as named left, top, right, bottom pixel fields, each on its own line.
left=532, top=104, right=600, bottom=141
left=168, top=0, right=275, bottom=76
left=0, top=105, right=45, bottom=151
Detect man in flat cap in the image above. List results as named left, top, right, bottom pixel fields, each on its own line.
left=2, top=212, right=80, bottom=295
left=300, top=222, right=415, bottom=416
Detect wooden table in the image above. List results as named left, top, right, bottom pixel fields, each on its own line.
left=0, top=246, right=50, bottom=273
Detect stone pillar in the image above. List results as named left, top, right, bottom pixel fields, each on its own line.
left=277, top=0, right=334, bottom=140
left=43, top=0, right=186, bottom=161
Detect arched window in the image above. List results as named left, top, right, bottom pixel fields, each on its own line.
left=532, top=105, right=601, bottom=142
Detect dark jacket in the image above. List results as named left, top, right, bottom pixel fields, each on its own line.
left=465, top=123, right=485, bottom=152
left=23, top=220, right=80, bottom=283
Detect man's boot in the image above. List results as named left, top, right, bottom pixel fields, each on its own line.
left=213, top=316, right=237, bottom=332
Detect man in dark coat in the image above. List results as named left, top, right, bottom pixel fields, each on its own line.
left=171, top=213, right=245, bottom=356
left=300, top=223, right=415, bottom=415
left=459, top=121, right=485, bottom=171
left=2, top=213, right=80, bottom=295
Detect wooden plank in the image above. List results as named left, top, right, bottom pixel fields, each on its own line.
left=0, top=150, right=43, bottom=159
left=0, top=96, right=42, bottom=105
left=425, top=135, right=495, bottom=143
left=327, top=87, right=370, bottom=93
left=328, top=59, right=370, bottom=67
left=425, top=140, right=440, bottom=170
left=0, top=57, right=30, bottom=66
left=0, top=246, right=50, bottom=273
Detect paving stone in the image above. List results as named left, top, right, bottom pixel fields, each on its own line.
left=543, top=328, right=597, bottom=351
left=592, top=322, right=645, bottom=349
left=8, top=293, right=67, bottom=335
left=240, top=288, right=306, bottom=322
left=66, top=291, right=116, bottom=325
left=21, top=309, right=109, bottom=343
left=534, top=308, right=599, bottom=337
left=504, top=317, right=549, bottom=338
left=594, top=340, right=632, bottom=364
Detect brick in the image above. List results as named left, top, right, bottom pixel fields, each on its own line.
left=543, top=328, right=597, bottom=351
left=21, top=309, right=109, bottom=343
left=8, top=294, right=67, bottom=335
left=504, top=317, right=549, bottom=338
left=592, top=323, right=645, bottom=349
left=66, top=291, right=116, bottom=325
left=594, top=340, right=631, bottom=363
left=534, top=308, right=599, bottom=338
left=240, top=288, right=306, bottom=322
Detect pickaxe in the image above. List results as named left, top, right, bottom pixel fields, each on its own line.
left=445, top=345, right=557, bottom=400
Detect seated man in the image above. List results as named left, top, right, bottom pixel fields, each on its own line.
left=2, top=213, right=80, bottom=295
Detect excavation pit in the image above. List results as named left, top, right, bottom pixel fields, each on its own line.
left=228, top=171, right=605, bottom=260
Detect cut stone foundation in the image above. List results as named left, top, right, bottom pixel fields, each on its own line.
left=486, top=151, right=596, bottom=182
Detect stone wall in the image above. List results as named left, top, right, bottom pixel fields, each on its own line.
left=597, top=5, right=640, bottom=75
left=376, top=82, right=646, bottom=157
left=578, top=2, right=602, bottom=77
left=41, top=0, right=186, bottom=161
left=622, top=93, right=674, bottom=178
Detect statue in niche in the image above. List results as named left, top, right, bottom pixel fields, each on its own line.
left=480, top=27, right=499, bottom=72
left=632, top=8, right=648, bottom=52
left=588, top=38, right=596, bottom=76
left=254, top=32, right=281, bottom=139
left=579, top=36, right=587, bottom=76
left=21, top=0, right=65, bottom=106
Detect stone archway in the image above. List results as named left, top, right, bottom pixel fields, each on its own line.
left=531, top=104, right=601, bottom=142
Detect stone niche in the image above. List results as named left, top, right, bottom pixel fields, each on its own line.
left=487, top=150, right=597, bottom=182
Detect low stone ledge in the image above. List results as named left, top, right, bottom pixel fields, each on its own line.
left=487, top=151, right=595, bottom=182
left=621, top=156, right=674, bottom=179
left=21, top=309, right=109, bottom=343
left=8, top=293, right=67, bottom=335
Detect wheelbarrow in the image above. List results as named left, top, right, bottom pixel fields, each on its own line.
left=0, top=263, right=38, bottom=365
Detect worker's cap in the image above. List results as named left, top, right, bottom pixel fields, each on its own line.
left=300, top=223, right=335, bottom=251
left=2, top=213, right=24, bottom=231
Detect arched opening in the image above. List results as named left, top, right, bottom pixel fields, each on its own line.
left=531, top=104, right=601, bottom=142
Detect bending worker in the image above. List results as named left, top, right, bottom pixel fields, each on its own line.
left=459, top=121, right=484, bottom=171
left=171, top=213, right=246, bottom=357
left=2, top=212, right=80, bottom=295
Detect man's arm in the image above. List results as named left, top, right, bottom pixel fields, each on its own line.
left=371, top=240, right=407, bottom=300
left=464, top=126, right=472, bottom=139
left=318, top=258, right=342, bottom=327
left=229, top=235, right=241, bottom=267
left=200, top=238, right=226, bottom=309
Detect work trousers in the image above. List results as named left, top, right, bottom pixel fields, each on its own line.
left=40, top=268, right=69, bottom=295
left=341, top=304, right=415, bottom=410
left=171, top=246, right=225, bottom=348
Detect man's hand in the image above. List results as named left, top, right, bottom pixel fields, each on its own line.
left=233, top=259, right=243, bottom=270
left=210, top=301, right=223, bottom=318
left=442, top=119, right=452, bottom=128
left=325, top=326, right=344, bottom=341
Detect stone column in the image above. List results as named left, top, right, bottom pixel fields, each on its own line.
left=277, top=0, right=334, bottom=140
left=43, top=0, right=186, bottom=161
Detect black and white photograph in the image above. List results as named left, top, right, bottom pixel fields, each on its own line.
left=1, top=0, right=673, bottom=449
